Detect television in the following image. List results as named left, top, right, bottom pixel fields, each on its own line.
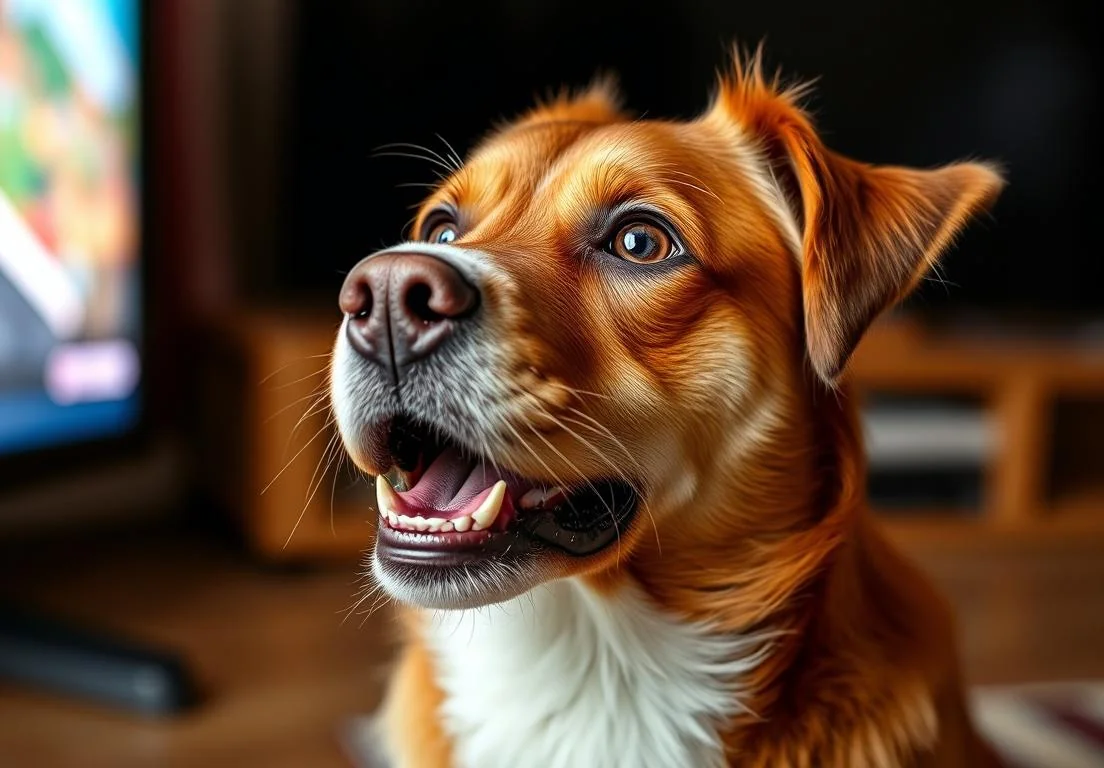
left=0, top=0, right=191, bottom=715
left=0, top=0, right=143, bottom=473
left=278, top=0, right=1102, bottom=318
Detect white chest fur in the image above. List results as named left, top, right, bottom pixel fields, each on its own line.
left=423, top=579, right=770, bottom=768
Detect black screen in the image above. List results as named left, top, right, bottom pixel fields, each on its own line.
left=280, top=0, right=1101, bottom=314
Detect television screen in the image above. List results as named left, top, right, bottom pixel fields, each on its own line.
left=0, top=0, right=141, bottom=456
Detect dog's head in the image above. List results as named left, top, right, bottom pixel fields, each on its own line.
left=331, top=57, right=1002, bottom=609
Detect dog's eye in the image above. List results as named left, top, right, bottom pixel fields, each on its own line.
left=426, top=220, right=459, bottom=245
left=609, top=222, right=674, bottom=264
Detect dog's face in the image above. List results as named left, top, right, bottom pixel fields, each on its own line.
left=331, top=62, right=1002, bottom=609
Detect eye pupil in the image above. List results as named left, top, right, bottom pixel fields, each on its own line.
left=610, top=221, right=674, bottom=264
left=622, top=229, right=653, bottom=257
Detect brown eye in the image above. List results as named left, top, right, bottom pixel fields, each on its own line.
left=425, top=219, right=459, bottom=244
left=610, top=222, right=673, bottom=263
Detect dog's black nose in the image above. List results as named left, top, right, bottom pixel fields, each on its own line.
left=339, top=253, right=479, bottom=375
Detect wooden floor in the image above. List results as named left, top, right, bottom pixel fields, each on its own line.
left=1, top=523, right=1102, bottom=768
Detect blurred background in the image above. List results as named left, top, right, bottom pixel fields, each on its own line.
left=1, top=1, right=1102, bottom=766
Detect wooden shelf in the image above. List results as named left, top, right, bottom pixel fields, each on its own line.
left=856, top=315, right=1104, bottom=541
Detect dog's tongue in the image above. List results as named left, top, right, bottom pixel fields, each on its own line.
left=397, top=445, right=504, bottom=515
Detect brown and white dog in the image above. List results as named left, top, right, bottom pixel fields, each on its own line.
left=330, top=53, right=1004, bottom=768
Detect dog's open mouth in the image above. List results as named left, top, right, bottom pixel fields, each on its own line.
left=373, top=415, right=639, bottom=566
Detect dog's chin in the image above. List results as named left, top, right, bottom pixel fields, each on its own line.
left=359, top=414, right=641, bottom=609
left=371, top=553, right=550, bottom=610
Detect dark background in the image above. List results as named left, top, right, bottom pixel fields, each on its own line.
left=279, top=0, right=1101, bottom=314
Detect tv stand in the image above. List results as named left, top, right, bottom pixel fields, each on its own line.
left=0, top=603, right=195, bottom=715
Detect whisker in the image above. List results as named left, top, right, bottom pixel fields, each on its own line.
left=372, top=147, right=456, bottom=176
left=522, top=420, right=622, bottom=565
left=329, top=439, right=347, bottom=537
left=523, top=396, right=641, bottom=493
left=376, top=141, right=457, bottom=171
left=263, top=384, right=330, bottom=425
left=263, top=365, right=331, bottom=391
left=521, top=385, right=661, bottom=551
left=283, top=425, right=340, bottom=549
left=500, top=419, right=583, bottom=521
left=522, top=395, right=660, bottom=556
left=257, top=353, right=332, bottom=386
left=563, top=406, right=648, bottom=478
left=524, top=422, right=615, bottom=517
left=434, top=133, right=464, bottom=172
left=282, top=393, right=333, bottom=455
left=262, top=417, right=334, bottom=495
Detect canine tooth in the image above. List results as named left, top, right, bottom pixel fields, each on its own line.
left=440, top=521, right=454, bottom=532
left=376, top=475, right=401, bottom=518
left=471, top=481, right=507, bottom=531
left=453, top=515, right=473, bottom=532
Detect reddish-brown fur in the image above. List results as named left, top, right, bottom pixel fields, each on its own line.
left=372, top=52, right=1005, bottom=767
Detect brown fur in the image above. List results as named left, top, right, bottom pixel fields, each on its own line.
left=373, top=52, right=1004, bottom=767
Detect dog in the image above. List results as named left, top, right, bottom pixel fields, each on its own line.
left=330, top=52, right=1005, bottom=768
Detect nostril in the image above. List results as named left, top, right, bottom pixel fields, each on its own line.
left=341, top=278, right=373, bottom=321
left=404, top=282, right=445, bottom=324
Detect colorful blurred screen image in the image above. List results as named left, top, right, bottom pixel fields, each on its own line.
left=0, top=0, right=141, bottom=455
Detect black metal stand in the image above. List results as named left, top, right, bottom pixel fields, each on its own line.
left=0, top=603, right=196, bottom=715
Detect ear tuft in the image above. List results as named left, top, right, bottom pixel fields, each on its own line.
left=520, top=73, right=626, bottom=126
left=711, top=42, right=816, bottom=131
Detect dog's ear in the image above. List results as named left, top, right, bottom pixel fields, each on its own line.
left=519, top=74, right=626, bottom=126
left=713, top=54, right=1004, bottom=383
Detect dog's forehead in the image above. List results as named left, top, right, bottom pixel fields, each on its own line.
left=443, top=119, right=631, bottom=208
left=436, top=120, right=733, bottom=235
left=466, top=119, right=715, bottom=193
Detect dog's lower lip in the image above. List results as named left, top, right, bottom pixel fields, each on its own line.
left=376, top=526, right=534, bottom=566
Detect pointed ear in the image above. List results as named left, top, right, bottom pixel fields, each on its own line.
left=519, top=74, right=626, bottom=126
left=713, top=55, right=1005, bottom=383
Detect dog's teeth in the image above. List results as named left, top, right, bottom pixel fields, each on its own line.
left=397, top=514, right=415, bottom=529
left=471, top=481, right=507, bottom=531
left=412, top=516, right=430, bottom=531
left=453, top=515, right=473, bottom=532
left=520, top=486, right=565, bottom=509
left=376, top=474, right=401, bottom=518
left=440, top=521, right=454, bottom=532
left=519, top=488, right=543, bottom=509
left=387, top=513, right=399, bottom=528
left=425, top=517, right=443, bottom=532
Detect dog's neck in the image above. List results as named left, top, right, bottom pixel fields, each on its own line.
left=621, top=381, right=944, bottom=760
left=424, top=383, right=941, bottom=766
